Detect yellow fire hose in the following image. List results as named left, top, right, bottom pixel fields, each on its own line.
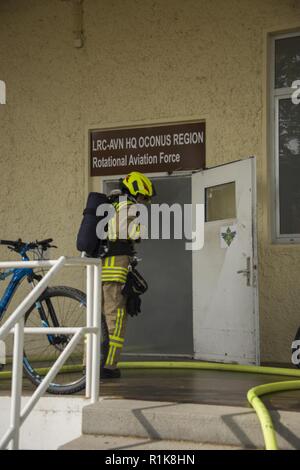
left=118, top=361, right=300, bottom=451
left=0, top=364, right=82, bottom=379
left=246, top=380, right=300, bottom=450
left=1, top=360, right=300, bottom=450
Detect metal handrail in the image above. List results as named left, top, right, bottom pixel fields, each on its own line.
left=0, top=256, right=102, bottom=450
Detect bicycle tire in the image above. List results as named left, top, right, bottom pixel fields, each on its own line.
left=23, top=286, right=109, bottom=395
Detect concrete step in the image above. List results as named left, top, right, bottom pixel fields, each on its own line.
left=60, top=434, right=243, bottom=450
left=82, top=398, right=300, bottom=450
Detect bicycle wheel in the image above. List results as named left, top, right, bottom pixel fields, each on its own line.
left=23, top=286, right=109, bottom=394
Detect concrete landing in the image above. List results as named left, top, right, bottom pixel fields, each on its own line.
left=81, top=398, right=300, bottom=450
left=1, top=367, right=300, bottom=450
left=1, top=368, right=300, bottom=412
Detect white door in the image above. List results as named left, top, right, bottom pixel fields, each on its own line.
left=192, top=157, right=259, bottom=365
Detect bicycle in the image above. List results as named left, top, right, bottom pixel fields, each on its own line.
left=0, top=238, right=108, bottom=394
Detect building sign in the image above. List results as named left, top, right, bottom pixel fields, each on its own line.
left=90, top=121, right=205, bottom=176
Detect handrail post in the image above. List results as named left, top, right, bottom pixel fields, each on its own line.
left=91, top=262, right=101, bottom=403
left=85, top=265, right=94, bottom=398
left=10, top=317, right=25, bottom=450
left=0, top=256, right=102, bottom=449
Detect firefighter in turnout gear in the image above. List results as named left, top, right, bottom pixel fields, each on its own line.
left=101, top=172, right=155, bottom=379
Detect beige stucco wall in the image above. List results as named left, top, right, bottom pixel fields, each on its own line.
left=0, top=0, right=300, bottom=363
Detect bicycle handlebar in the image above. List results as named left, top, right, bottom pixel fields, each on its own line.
left=0, top=238, right=55, bottom=251
left=0, top=239, right=21, bottom=246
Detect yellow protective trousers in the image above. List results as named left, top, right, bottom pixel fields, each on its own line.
left=102, top=255, right=129, bottom=369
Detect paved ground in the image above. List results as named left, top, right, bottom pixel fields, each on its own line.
left=1, top=367, right=300, bottom=411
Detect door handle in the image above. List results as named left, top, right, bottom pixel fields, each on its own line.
left=237, top=257, right=251, bottom=286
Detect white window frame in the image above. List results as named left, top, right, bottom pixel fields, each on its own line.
left=270, top=31, right=300, bottom=244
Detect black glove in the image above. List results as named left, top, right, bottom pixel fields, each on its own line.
left=122, top=267, right=147, bottom=317
left=126, top=293, right=142, bottom=317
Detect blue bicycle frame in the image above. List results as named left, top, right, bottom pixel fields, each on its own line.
left=0, top=245, right=34, bottom=321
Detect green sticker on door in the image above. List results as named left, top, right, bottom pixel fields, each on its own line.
left=221, top=225, right=237, bottom=248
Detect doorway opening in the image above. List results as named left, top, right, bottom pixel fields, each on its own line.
left=103, top=175, right=194, bottom=359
